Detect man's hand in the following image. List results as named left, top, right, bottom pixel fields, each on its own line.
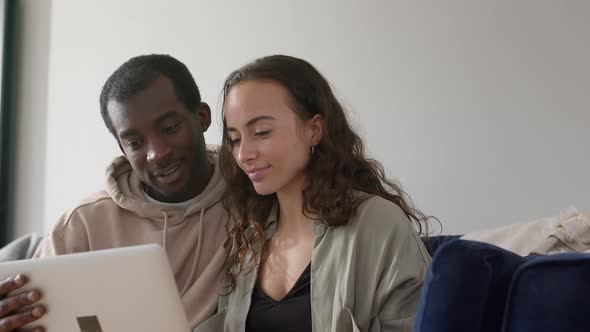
left=0, top=275, right=45, bottom=332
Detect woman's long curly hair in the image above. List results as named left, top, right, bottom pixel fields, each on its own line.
left=219, top=55, right=434, bottom=291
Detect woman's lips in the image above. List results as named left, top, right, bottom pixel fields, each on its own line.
left=246, top=166, right=271, bottom=182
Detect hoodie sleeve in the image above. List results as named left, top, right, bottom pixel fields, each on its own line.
left=33, top=208, right=91, bottom=258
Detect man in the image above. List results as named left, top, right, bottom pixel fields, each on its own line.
left=0, top=54, right=228, bottom=331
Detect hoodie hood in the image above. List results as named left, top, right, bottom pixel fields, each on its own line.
left=105, top=145, right=225, bottom=227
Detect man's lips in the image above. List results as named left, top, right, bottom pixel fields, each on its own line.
left=151, top=161, right=184, bottom=184
left=153, top=161, right=180, bottom=175
left=246, top=166, right=271, bottom=182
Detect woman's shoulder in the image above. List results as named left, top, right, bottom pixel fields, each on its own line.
left=337, top=193, right=421, bottom=244
left=352, top=193, right=410, bottom=229
left=346, top=193, right=430, bottom=263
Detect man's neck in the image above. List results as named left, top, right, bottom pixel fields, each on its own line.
left=188, top=158, right=214, bottom=199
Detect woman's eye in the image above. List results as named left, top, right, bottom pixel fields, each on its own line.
left=255, top=130, right=271, bottom=137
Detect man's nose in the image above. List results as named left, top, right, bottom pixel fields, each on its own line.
left=146, top=137, right=172, bottom=164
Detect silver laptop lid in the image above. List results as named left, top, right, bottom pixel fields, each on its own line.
left=0, top=244, right=191, bottom=332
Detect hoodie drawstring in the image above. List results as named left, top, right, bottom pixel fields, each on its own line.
left=180, top=208, right=205, bottom=295
left=162, top=211, right=169, bottom=252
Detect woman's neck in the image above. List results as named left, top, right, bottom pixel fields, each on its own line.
left=276, top=177, right=316, bottom=235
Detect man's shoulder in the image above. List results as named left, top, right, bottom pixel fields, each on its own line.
left=73, top=190, right=119, bottom=211
left=55, top=191, right=121, bottom=227
left=76, top=190, right=112, bottom=205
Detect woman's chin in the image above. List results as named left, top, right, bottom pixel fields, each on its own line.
left=252, top=183, right=276, bottom=196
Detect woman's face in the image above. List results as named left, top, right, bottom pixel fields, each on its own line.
left=224, top=80, right=321, bottom=196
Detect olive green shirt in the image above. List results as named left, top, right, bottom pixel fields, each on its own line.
left=195, top=195, right=431, bottom=332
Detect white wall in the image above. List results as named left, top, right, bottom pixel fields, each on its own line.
left=12, top=0, right=51, bottom=238
left=14, top=0, right=590, bottom=237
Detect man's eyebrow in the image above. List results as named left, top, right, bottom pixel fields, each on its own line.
left=154, top=110, right=181, bottom=124
left=226, top=115, right=276, bottom=132
left=119, top=128, right=138, bottom=140
left=118, top=111, right=181, bottom=139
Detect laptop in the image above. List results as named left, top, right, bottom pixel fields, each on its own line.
left=0, top=244, right=191, bottom=332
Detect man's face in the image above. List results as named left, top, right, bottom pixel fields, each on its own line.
left=107, top=75, right=211, bottom=202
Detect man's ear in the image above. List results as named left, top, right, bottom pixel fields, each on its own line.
left=196, top=102, right=212, bottom=132
left=309, top=114, right=324, bottom=145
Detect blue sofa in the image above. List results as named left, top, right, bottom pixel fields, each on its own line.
left=415, top=236, right=590, bottom=332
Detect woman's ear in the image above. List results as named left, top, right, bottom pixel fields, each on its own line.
left=310, top=114, right=324, bottom=145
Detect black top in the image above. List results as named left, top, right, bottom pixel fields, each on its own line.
left=245, top=264, right=312, bottom=332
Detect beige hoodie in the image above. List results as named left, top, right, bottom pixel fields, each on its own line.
left=34, top=147, right=229, bottom=328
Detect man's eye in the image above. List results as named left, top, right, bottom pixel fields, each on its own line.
left=163, top=123, right=180, bottom=134
left=126, top=140, right=143, bottom=149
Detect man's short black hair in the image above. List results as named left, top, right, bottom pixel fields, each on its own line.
left=99, top=54, right=202, bottom=138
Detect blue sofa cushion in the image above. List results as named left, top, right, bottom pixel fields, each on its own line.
left=413, top=239, right=527, bottom=332
left=421, top=235, right=461, bottom=257
left=502, top=253, right=590, bottom=332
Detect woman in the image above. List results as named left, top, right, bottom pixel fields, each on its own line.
left=198, top=55, right=432, bottom=332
